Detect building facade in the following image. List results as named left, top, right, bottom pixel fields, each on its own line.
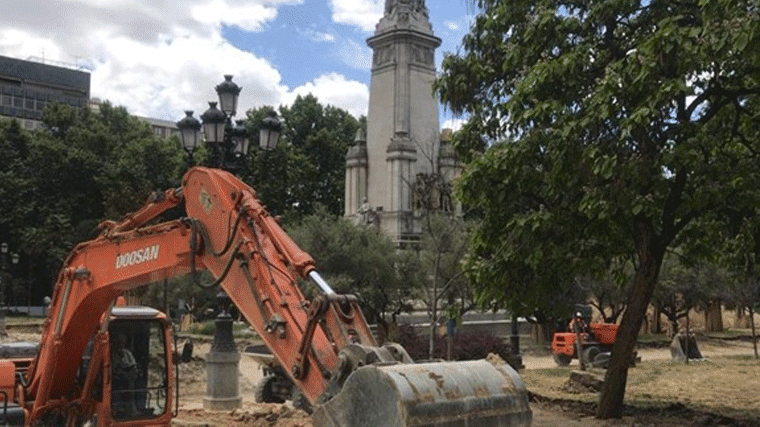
left=345, top=0, right=460, bottom=245
left=0, top=55, right=91, bottom=129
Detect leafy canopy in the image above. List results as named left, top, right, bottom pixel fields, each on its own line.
left=287, top=206, right=412, bottom=326
left=0, top=102, right=185, bottom=304
left=244, top=95, right=360, bottom=221
left=436, top=0, right=760, bottom=417
left=436, top=0, right=760, bottom=314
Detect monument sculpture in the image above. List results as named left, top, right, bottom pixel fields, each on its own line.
left=345, top=0, right=460, bottom=245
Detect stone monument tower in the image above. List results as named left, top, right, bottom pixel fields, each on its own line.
left=345, top=0, right=445, bottom=245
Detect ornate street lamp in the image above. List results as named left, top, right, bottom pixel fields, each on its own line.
left=260, top=111, right=282, bottom=151
left=200, top=102, right=226, bottom=167
left=177, top=75, right=282, bottom=175
left=215, top=75, right=241, bottom=117
left=231, top=120, right=250, bottom=158
left=177, top=111, right=201, bottom=165
left=200, top=102, right=226, bottom=144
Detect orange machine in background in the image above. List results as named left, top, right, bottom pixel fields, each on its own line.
left=551, top=303, right=629, bottom=367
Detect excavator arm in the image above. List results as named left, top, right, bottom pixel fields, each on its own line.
left=20, top=166, right=531, bottom=427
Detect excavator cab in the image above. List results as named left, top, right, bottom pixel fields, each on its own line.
left=105, top=307, right=174, bottom=425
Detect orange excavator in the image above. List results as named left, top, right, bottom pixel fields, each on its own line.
left=0, top=167, right=531, bottom=427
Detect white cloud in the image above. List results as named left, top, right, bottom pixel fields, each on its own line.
left=89, top=32, right=287, bottom=120
left=0, top=0, right=366, bottom=123
left=445, top=21, right=459, bottom=31
left=289, top=73, right=369, bottom=118
left=298, top=27, right=336, bottom=43
left=0, top=29, right=66, bottom=64
left=337, top=39, right=373, bottom=71
left=329, top=0, right=383, bottom=32
left=191, top=0, right=299, bottom=32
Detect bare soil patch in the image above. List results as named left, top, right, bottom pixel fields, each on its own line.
left=522, top=338, right=760, bottom=426
left=5, top=325, right=759, bottom=426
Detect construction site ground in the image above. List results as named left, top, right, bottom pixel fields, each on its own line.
left=172, top=334, right=760, bottom=427
left=4, top=324, right=760, bottom=426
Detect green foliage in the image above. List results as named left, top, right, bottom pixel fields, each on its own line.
left=286, top=207, right=414, bottom=325
left=654, top=253, right=729, bottom=330
left=435, top=0, right=760, bottom=416
left=244, top=95, right=359, bottom=221
left=436, top=0, right=760, bottom=322
left=0, top=102, right=185, bottom=305
left=413, top=213, right=476, bottom=322
left=130, top=272, right=221, bottom=321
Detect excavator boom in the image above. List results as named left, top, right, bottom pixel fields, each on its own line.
left=18, top=167, right=531, bottom=426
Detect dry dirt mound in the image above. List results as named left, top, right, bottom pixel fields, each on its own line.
left=174, top=404, right=311, bottom=427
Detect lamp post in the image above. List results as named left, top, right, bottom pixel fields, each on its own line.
left=203, top=291, right=241, bottom=411
left=0, top=243, right=8, bottom=336
left=0, top=242, right=7, bottom=271
left=0, top=243, right=7, bottom=309
left=0, top=244, right=18, bottom=332
left=0, top=244, right=18, bottom=306
left=176, top=75, right=282, bottom=175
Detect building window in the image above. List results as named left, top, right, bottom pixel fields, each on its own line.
left=25, top=98, right=35, bottom=110
left=1, top=94, right=10, bottom=107
left=13, top=97, right=22, bottom=108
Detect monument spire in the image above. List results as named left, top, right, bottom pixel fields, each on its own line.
left=345, top=0, right=441, bottom=245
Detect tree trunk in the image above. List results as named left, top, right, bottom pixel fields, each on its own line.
left=651, top=305, right=662, bottom=334
left=737, top=307, right=751, bottom=328
left=428, top=312, right=436, bottom=360
left=704, top=300, right=723, bottom=333
left=573, top=317, right=586, bottom=371
left=531, top=323, right=546, bottom=345
left=750, top=307, right=758, bottom=359
left=597, top=222, right=662, bottom=419
left=377, top=318, right=389, bottom=344
left=668, top=317, right=679, bottom=338
left=685, top=309, right=690, bottom=365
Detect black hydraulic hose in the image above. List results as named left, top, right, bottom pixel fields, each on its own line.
left=209, top=207, right=246, bottom=257
left=189, top=218, right=244, bottom=290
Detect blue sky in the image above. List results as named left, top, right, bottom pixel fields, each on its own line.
left=0, top=0, right=474, bottom=129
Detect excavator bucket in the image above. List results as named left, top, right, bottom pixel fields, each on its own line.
left=311, top=359, right=531, bottom=427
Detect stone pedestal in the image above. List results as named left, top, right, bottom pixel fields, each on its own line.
left=203, top=314, right=241, bottom=411
left=203, top=351, right=241, bottom=410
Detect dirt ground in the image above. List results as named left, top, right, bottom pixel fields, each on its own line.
left=174, top=336, right=760, bottom=427
left=523, top=338, right=760, bottom=427
left=4, top=326, right=759, bottom=426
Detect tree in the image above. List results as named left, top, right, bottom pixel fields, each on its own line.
left=286, top=206, right=414, bottom=342
left=719, top=215, right=760, bottom=358
left=436, top=0, right=760, bottom=418
left=0, top=102, right=185, bottom=304
left=410, top=211, right=472, bottom=359
left=244, top=95, right=360, bottom=221
left=577, top=269, right=630, bottom=324
left=654, top=253, right=723, bottom=337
